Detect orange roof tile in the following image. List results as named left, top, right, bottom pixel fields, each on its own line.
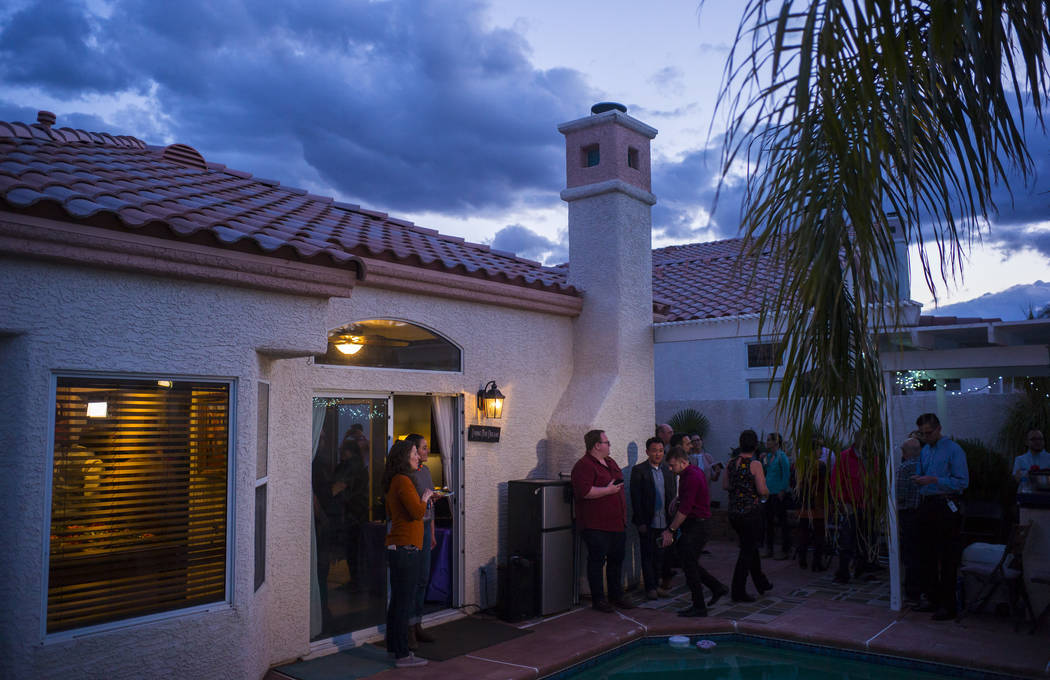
left=0, top=113, right=576, bottom=296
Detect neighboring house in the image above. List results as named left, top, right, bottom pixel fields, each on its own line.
left=0, top=106, right=657, bottom=678
left=651, top=234, right=1050, bottom=467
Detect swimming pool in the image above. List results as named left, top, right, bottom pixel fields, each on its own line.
left=548, top=635, right=1017, bottom=679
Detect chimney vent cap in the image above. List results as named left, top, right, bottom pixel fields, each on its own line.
left=591, top=102, right=627, bottom=115
left=37, top=110, right=56, bottom=128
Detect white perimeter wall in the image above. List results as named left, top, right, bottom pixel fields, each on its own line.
left=657, top=327, right=1026, bottom=506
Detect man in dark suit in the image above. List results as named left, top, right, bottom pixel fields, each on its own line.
left=630, top=437, right=676, bottom=599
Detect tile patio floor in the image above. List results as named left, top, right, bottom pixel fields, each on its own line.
left=270, top=538, right=1050, bottom=679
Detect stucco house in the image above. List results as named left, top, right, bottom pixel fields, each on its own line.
left=4, top=100, right=1047, bottom=678
left=0, top=105, right=658, bottom=679
left=652, top=234, right=1050, bottom=464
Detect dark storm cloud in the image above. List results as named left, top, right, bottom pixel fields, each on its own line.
left=0, top=0, right=594, bottom=215
left=651, top=143, right=747, bottom=241
left=490, top=224, right=567, bottom=264
left=0, top=0, right=135, bottom=95
left=979, top=109, right=1050, bottom=259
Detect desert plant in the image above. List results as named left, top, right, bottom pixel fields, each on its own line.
left=956, top=438, right=1015, bottom=511
left=667, top=409, right=710, bottom=439
left=998, top=378, right=1050, bottom=456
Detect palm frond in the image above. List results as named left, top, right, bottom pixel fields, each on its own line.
left=708, top=0, right=1050, bottom=530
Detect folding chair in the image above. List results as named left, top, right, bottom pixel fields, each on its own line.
left=1029, top=568, right=1050, bottom=634
left=958, top=523, right=1034, bottom=630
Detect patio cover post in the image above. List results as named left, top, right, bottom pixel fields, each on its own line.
left=883, top=369, right=902, bottom=611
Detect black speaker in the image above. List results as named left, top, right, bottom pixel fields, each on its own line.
left=500, top=554, right=536, bottom=621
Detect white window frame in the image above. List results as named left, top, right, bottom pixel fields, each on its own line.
left=42, top=371, right=237, bottom=642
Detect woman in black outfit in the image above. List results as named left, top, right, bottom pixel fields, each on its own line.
left=723, top=429, right=773, bottom=602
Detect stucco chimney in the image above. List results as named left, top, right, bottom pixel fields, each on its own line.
left=545, top=103, right=658, bottom=474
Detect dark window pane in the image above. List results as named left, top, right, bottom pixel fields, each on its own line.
left=257, top=382, right=269, bottom=479
left=747, top=342, right=779, bottom=368
left=255, top=484, right=266, bottom=591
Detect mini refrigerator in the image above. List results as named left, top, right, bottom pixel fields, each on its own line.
left=507, top=479, right=574, bottom=615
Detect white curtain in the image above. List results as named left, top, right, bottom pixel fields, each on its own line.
left=309, top=400, right=327, bottom=638
left=431, top=396, right=455, bottom=486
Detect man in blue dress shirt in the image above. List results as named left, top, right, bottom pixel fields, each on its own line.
left=912, top=413, right=969, bottom=621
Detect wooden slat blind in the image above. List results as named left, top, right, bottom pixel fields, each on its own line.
left=48, top=377, right=230, bottom=633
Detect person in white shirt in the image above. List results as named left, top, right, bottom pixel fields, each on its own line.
left=1012, top=430, right=1050, bottom=481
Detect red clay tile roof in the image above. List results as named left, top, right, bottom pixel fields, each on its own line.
left=0, top=113, right=576, bottom=296
left=652, top=238, right=783, bottom=321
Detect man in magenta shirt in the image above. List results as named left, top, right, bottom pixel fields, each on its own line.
left=571, top=429, right=631, bottom=613
left=662, top=446, right=728, bottom=616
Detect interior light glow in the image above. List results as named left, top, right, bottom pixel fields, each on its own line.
left=87, top=401, right=108, bottom=418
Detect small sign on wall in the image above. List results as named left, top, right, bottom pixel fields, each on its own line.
left=468, top=425, right=501, bottom=442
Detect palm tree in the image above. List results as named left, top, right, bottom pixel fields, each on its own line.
left=709, top=1, right=1050, bottom=515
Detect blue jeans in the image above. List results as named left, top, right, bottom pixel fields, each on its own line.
left=412, top=522, right=433, bottom=624
left=386, top=546, right=420, bottom=659
left=581, top=529, right=625, bottom=602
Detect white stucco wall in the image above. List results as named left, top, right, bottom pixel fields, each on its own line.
left=0, top=256, right=583, bottom=679
left=0, top=258, right=330, bottom=680
left=263, top=285, right=575, bottom=665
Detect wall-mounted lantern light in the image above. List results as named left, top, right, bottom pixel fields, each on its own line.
left=476, top=381, right=505, bottom=420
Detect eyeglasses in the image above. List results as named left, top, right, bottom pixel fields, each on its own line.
left=600, top=440, right=611, bottom=446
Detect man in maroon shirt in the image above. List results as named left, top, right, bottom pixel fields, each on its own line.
left=662, top=446, right=728, bottom=616
left=571, top=429, right=632, bottom=613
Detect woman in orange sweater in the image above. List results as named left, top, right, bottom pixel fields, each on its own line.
left=383, top=440, right=434, bottom=668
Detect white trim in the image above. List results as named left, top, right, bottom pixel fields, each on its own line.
left=312, top=361, right=463, bottom=376
left=655, top=313, right=761, bottom=328
left=560, top=179, right=656, bottom=206
left=557, top=109, right=658, bottom=138
left=42, top=602, right=234, bottom=644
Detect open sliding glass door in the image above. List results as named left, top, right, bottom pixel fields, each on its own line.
left=309, top=392, right=462, bottom=645
left=310, top=395, right=392, bottom=642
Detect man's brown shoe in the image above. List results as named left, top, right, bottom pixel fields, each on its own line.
left=592, top=599, right=614, bottom=613
left=611, top=598, right=635, bottom=610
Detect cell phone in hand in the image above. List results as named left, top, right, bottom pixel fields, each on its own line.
left=613, top=479, right=624, bottom=485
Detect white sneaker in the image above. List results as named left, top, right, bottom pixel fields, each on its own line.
left=395, top=653, right=428, bottom=668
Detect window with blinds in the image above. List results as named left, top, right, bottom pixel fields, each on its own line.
left=48, top=376, right=231, bottom=633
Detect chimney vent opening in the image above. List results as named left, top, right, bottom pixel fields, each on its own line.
left=591, top=102, right=627, bottom=115
left=582, top=144, right=600, bottom=168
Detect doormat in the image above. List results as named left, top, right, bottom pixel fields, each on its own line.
left=412, top=614, right=533, bottom=661
left=271, top=644, right=391, bottom=680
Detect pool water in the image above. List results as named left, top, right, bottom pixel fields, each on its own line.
left=557, top=637, right=997, bottom=680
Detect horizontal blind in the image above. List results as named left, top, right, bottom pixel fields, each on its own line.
left=49, top=377, right=229, bottom=633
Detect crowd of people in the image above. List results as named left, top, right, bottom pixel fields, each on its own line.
left=571, top=412, right=979, bottom=623
left=372, top=414, right=1042, bottom=662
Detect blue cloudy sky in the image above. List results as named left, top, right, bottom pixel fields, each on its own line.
left=2, top=0, right=1048, bottom=317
